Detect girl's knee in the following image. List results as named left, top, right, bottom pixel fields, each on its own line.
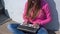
left=7, top=23, right=19, bottom=28
left=7, top=24, right=24, bottom=34
left=7, top=24, right=14, bottom=30
left=7, top=24, right=18, bottom=30
left=7, top=23, right=19, bottom=32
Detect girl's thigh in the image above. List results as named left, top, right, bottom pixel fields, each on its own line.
left=7, top=23, right=24, bottom=34
left=37, top=27, right=48, bottom=34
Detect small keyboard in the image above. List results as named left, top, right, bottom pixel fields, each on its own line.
left=17, top=24, right=39, bottom=34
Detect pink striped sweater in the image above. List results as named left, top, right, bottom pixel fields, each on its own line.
left=23, top=0, right=52, bottom=26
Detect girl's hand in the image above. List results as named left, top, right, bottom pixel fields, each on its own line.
left=22, top=21, right=28, bottom=25
left=22, top=21, right=30, bottom=26
left=32, top=23, right=40, bottom=28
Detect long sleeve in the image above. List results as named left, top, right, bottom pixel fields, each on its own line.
left=23, top=2, right=28, bottom=22
left=32, top=3, right=52, bottom=26
left=40, top=3, right=52, bottom=25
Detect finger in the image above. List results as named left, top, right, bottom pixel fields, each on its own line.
left=32, top=24, right=37, bottom=28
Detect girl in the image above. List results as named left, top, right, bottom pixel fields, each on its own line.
left=7, top=0, right=52, bottom=34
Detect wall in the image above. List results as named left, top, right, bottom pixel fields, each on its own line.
left=45, top=0, right=60, bottom=31
left=4, top=0, right=60, bottom=30
left=4, top=0, right=27, bottom=24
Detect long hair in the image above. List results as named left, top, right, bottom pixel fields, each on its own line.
left=26, top=0, right=41, bottom=19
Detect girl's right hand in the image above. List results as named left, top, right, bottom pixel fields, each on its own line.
left=22, top=21, right=28, bottom=25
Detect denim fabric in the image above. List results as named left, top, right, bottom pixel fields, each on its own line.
left=7, top=23, right=48, bottom=34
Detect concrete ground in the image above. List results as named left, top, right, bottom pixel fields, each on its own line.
left=0, top=20, right=60, bottom=34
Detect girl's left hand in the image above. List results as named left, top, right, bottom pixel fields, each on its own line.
left=32, top=23, right=40, bottom=28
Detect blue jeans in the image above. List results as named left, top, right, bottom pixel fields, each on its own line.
left=7, top=23, right=48, bottom=34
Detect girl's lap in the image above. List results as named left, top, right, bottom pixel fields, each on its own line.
left=7, top=23, right=48, bottom=34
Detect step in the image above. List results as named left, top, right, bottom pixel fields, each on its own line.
left=0, top=14, right=11, bottom=25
